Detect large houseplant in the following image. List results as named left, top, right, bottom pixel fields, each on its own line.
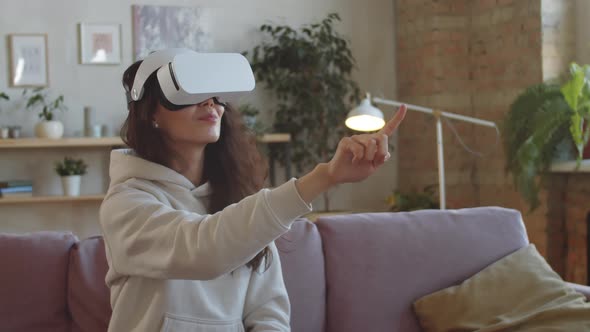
left=245, top=13, right=360, bottom=210
left=24, top=88, right=67, bottom=138
left=503, top=63, right=590, bottom=211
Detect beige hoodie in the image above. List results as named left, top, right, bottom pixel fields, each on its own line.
left=99, top=149, right=312, bottom=332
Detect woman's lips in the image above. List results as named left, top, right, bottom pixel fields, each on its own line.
left=198, top=115, right=218, bottom=122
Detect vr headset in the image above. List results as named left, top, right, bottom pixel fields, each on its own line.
left=125, top=48, right=256, bottom=111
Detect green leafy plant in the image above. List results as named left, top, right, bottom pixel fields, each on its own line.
left=238, top=104, right=266, bottom=135
left=238, top=104, right=260, bottom=117
left=0, top=92, right=9, bottom=112
left=503, top=63, right=590, bottom=211
left=561, top=63, right=590, bottom=164
left=245, top=13, right=361, bottom=174
left=24, top=88, right=67, bottom=121
left=386, top=185, right=440, bottom=212
left=55, top=157, right=88, bottom=176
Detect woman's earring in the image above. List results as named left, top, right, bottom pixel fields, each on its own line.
left=153, top=121, right=159, bottom=128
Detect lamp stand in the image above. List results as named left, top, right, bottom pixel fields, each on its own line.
left=371, top=97, right=497, bottom=210
left=435, top=114, right=446, bottom=210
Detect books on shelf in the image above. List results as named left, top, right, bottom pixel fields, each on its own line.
left=0, top=180, right=33, bottom=188
left=0, top=180, right=33, bottom=198
left=0, top=192, right=33, bottom=198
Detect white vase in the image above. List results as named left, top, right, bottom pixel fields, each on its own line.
left=35, top=121, right=64, bottom=139
left=61, top=175, right=81, bottom=197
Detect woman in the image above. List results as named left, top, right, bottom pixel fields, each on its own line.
left=100, top=56, right=406, bottom=332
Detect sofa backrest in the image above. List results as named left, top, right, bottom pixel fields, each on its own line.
left=0, top=231, right=78, bottom=332
left=68, top=236, right=111, bottom=332
left=276, top=218, right=326, bottom=332
left=64, top=219, right=325, bottom=332
left=316, top=207, right=529, bottom=332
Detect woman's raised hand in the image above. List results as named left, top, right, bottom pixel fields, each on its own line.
left=325, top=104, right=407, bottom=184
left=295, top=105, right=407, bottom=204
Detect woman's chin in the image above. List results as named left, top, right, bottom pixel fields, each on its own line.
left=172, top=135, right=220, bottom=145
left=199, top=134, right=221, bottom=144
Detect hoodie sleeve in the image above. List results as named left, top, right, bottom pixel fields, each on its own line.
left=243, top=242, right=290, bottom=332
left=99, top=178, right=311, bottom=281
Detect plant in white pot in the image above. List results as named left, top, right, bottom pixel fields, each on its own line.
left=24, top=88, right=67, bottom=138
left=0, top=92, right=9, bottom=138
left=55, top=157, right=87, bottom=197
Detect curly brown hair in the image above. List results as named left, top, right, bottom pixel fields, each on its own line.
left=121, top=60, right=272, bottom=271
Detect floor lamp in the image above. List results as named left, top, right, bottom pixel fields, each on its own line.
left=346, top=93, right=498, bottom=210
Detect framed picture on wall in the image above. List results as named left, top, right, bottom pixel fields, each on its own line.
left=78, top=23, right=122, bottom=65
left=7, top=34, right=49, bottom=87
left=132, top=5, right=211, bottom=61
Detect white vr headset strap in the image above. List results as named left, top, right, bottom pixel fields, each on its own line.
left=129, top=48, right=191, bottom=102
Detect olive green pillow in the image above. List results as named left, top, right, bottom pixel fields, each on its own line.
left=413, top=244, right=590, bottom=332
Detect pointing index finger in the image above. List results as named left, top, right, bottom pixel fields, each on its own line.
left=378, top=104, right=407, bottom=137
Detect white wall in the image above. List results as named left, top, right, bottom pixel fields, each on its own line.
left=576, top=0, right=590, bottom=64
left=0, top=0, right=398, bottom=238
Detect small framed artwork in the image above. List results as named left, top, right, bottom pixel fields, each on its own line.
left=7, top=34, right=49, bottom=87
left=78, top=23, right=122, bottom=65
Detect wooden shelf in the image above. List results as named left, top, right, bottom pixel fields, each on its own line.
left=257, top=133, right=291, bottom=143
left=550, top=159, right=590, bottom=173
left=0, top=134, right=290, bottom=148
left=0, top=137, right=124, bottom=149
left=0, top=194, right=105, bottom=204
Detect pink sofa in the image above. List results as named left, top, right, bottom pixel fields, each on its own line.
left=1, top=207, right=589, bottom=332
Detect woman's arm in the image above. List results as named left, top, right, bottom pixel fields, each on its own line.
left=100, top=178, right=311, bottom=281
left=100, top=105, right=406, bottom=282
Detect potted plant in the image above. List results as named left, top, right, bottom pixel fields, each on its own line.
left=238, top=103, right=267, bottom=135
left=0, top=92, right=9, bottom=138
left=55, top=157, right=87, bottom=197
left=386, top=184, right=440, bottom=212
left=0, top=92, right=9, bottom=105
left=503, top=63, right=590, bottom=211
left=238, top=104, right=260, bottom=129
left=24, top=88, right=67, bottom=138
left=245, top=13, right=361, bottom=210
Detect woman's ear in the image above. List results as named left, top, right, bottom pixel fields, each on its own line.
left=151, top=113, right=160, bottom=129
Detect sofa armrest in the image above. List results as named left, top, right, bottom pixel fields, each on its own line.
left=566, top=282, right=590, bottom=301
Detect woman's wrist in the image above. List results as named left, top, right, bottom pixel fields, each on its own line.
left=294, top=163, right=336, bottom=204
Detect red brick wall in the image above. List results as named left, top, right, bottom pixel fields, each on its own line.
left=564, top=175, right=589, bottom=283
left=397, top=0, right=587, bottom=282
left=548, top=173, right=590, bottom=284
left=396, top=0, right=549, bottom=254
left=396, top=0, right=478, bottom=211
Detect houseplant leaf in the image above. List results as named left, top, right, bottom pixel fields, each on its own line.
left=503, top=83, right=573, bottom=211
left=561, top=63, right=590, bottom=164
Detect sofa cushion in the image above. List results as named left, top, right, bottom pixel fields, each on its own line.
left=414, top=244, right=590, bottom=331
left=316, top=207, right=529, bottom=332
left=0, top=231, right=77, bottom=332
left=276, top=219, right=326, bottom=332
left=68, top=236, right=111, bottom=332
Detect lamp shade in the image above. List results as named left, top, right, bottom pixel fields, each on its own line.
left=345, top=96, right=385, bottom=132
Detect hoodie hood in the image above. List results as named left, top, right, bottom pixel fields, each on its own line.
left=109, top=149, right=210, bottom=197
